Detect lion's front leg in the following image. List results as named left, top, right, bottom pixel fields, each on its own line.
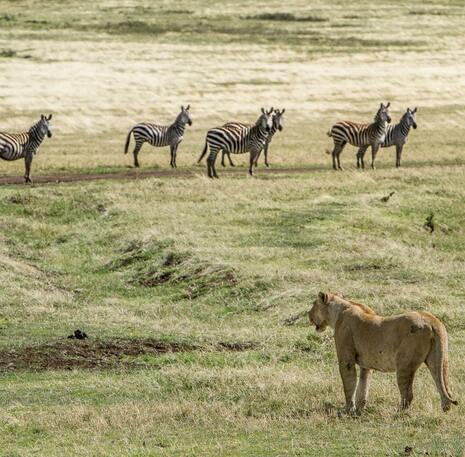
left=338, top=360, right=357, bottom=413
left=355, top=368, right=371, bottom=412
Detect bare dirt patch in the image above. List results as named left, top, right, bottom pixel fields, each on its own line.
left=0, top=338, right=257, bottom=372
left=0, top=166, right=324, bottom=186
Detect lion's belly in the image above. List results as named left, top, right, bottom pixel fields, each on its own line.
left=356, top=351, right=397, bottom=373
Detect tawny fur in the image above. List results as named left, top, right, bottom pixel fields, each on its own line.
left=309, top=292, right=457, bottom=413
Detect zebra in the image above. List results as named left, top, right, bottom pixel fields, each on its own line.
left=327, top=103, right=391, bottom=170
left=0, top=114, right=53, bottom=184
left=124, top=105, right=192, bottom=168
left=197, top=108, right=274, bottom=178
left=356, top=107, right=417, bottom=169
left=220, top=108, right=285, bottom=168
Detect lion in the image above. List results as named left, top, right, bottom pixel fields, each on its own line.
left=309, top=292, right=457, bottom=413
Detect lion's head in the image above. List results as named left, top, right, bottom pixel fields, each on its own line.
left=309, top=291, right=332, bottom=332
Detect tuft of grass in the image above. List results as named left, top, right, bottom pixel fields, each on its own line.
left=0, top=48, right=16, bottom=58
left=243, top=12, right=328, bottom=22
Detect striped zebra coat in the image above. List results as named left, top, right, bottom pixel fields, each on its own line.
left=327, top=103, right=391, bottom=170
left=220, top=108, right=285, bottom=168
left=0, top=114, right=53, bottom=183
left=124, top=105, right=192, bottom=168
left=381, top=107, right=417, bottom=168
left=197, top=108, right=273, bottom=178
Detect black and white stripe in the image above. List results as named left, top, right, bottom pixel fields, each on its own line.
left=0, top=114, right=52, bottom=183
left=220, top=108, right=285, bottom=168
left=327, top=103, right=391, bottom=170
left=197, top=108, right=273, bottom=178
left=124, top=105, right=192, bottom=168
left=381, top=107, right=417, bottom=167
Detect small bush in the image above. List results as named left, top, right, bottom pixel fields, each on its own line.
left=244, top=13, right=327, bottom=22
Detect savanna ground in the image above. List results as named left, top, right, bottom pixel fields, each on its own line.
left=1, top=1, right=465, bottom=455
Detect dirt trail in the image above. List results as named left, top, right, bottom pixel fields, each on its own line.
left=0, top=161, right=462, bottom=186
left=0, top=166, right=327, bottom=186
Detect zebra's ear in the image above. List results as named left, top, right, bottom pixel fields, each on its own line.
left=281, top=108, right=285, bottom=114
left=181, top=105, right=184, bottom=111
left=186, top=104, right=190, bottom=111
left=269, top=107, right=274, bottom=114
left=47, top=114, right=52, bottom=121
left=261, top=108, right=265, bottom=114
left=318, top=291, right=328, bottom=304
left=41, top=114, right=45, bottom=120
left=413, top=107, right=417, bottom=113
left=386, top=102, right=391, bottom=108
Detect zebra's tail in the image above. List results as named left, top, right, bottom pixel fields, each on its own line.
left=124, top=128, right=133, bottom=154
left=197, top=140, right=208, bottom=163
left=325, top=128, right=333, bottom=154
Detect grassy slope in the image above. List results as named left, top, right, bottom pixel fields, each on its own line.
left=1, top=168, right=464, bottom=456
left=0, top=1, right=465, bottom=456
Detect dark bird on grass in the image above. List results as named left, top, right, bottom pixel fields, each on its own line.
left=67, top=329, right=88, bottom=340
left=380, top=191, right=395, bottom=202
left=424, top=213, right=435, bottom=233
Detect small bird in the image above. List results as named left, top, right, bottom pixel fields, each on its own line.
left=380, top=191, right=395, bottom=203
left=67, top=329, right=88, bottom=340
left=424, top=213, right=435, bottom=233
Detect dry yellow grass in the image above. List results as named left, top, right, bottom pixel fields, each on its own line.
left=1, top=1, right=465, bottom=456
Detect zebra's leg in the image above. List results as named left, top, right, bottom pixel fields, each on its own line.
left=170, top=145, right=175, bottom=168
left=249, top=150, right=259, bottom=176
left=227, top=152, right=235, bottom=167
left=24, top=154, right=33, bottom=184
left=172, top=144, right=179, bottom=168
left=336, top=142, right=346, bottom=170
left=264, top=143, right=270, bottom=168
left=221, top=151, right=235, bottom=167
left=254, top=149, right=262, bottom=167
left=331, top=142, right=345, bottom=170
left=371, top=144, right=380, bottom=169
left=133, top=142, right=142, bottom=168
left=396, top=144, right=403, bottom=168
left=360, top=146, right=368, bottom=169
left=356, top=146, right=368, bottom=169
left=207, top=147, right=219, bottom=179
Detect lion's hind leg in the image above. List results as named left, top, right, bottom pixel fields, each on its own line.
left=396, top=334, right=430, bottom=410
left=355, top=368, right=371, bottom=412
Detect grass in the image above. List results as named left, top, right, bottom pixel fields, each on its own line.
left=1, top=0, right=465, bottom=455
left=1, top=168, right=464, bottom=455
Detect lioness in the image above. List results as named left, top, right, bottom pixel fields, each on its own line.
left=309, top=292, right=457, bottom=413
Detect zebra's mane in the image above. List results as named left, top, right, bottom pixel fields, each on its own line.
left=28, top=119, right=44, bottom=134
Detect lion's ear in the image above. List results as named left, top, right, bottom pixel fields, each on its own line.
left=318, top=292, right=328, bottom=304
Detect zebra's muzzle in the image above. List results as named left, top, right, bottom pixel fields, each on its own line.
left=47, top=131, right=52, bottom=138
left=387, top=116, right=392, bottom=123
left=412, top=122, right=417, bottom=129
left=188, top=120, right=192, bottom=126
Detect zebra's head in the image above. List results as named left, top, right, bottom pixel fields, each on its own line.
left=273, top=109, right=285, bottom=132
left=39, top=114, right=53, bottom=138
left=405, top=107, right=417, bottom=129
left=258, top=107, right=274, bottom=132
left=375, top=102, right=391, bottom=124
left=178, top=105, right=192, bottom=126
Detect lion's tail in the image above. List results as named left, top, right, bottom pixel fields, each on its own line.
left=427, top=319, right=458, bottom=411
